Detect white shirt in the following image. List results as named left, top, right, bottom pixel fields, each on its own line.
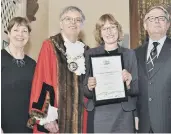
left=146, top=36, right=166, bottom=60
left=62, top=33, right=77, bottom=44
left=61, top=33, right=86, bottom=75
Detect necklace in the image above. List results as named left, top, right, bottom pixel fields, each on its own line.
left=106, top=51, right=110, bottom=54
left=106, top=48, right=118, bottom=54
left=8, top=46, right=26, bottom=67
left=50, top=37, right=80, bottom=72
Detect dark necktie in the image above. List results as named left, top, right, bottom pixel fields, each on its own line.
left=146, top=42, right=159, bottom=74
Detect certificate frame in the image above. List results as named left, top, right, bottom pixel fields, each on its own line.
left=89, top=53, right=128, bottom=106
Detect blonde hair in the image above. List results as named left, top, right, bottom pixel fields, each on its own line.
left=94, top=14, right=123, bottom=44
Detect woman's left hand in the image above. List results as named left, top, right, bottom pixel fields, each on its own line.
left=122, top=69, right=132, bottom=89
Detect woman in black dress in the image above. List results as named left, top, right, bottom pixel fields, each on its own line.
left=1, top=17, right=36, bottom=133
left=84, top=14, right=138, bottom=133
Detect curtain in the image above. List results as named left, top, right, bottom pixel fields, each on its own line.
left=138, top=0, right=171, bottom=45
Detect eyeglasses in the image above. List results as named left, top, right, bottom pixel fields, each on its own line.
left=62, top=17, right=83, bottom=24
left=101, top=25, right=117, bottom=32
left=147, top=16, right=167, bottom=22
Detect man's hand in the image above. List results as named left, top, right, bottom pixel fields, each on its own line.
left=44, top=120, right=59, bottom=133
left=135, top=117, right=139, bottom=131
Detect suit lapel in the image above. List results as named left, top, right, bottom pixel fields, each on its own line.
left=149, top=37, right=171, bottom=79
left=96, top=45, right=105, bottom=54
left=139, top=42, right=149, bottom=77
left=118, top=46, right=124, bottom=53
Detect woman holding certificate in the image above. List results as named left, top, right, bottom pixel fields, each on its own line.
left=83, top=14, right=138, bottom=133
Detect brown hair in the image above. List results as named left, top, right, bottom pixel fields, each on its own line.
left=94, top=14, right=123, bottom=44
left=7, top=17, right=31, bottom=33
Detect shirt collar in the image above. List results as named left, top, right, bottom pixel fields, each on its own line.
left=149, top=36, right=166, bottom=47
left=61, top=32, right=77, bottom=44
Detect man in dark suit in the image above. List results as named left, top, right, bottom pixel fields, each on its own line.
left=135, top=5, right=171, bottom=133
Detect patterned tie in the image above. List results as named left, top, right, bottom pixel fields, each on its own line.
left=146, top=42, right=159, bottom=74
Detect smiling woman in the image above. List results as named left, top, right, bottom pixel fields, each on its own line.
left=84, top=13, right=138, bottom=133
left=5, top=17, right=31, bottom=67
left=1, top=17, right=36, bottom=133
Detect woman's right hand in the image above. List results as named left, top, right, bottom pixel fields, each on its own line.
left=87, top=77, right=96, bottom=91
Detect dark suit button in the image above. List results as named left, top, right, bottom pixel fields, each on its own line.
left=149, top=98, right=152, bottom=101
left=169, top=96, right=171, bottom=101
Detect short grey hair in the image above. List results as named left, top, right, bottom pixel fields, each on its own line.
left=60, top=6, right=85, bottom=21
left=144, top=5, right=170, bottom=22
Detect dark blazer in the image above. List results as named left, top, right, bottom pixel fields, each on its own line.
left=84, top=45, right=138, bottom=112
left=135, top=37, right=171, bottom=133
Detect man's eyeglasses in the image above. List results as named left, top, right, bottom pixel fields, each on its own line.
left=62, top=17, right=83, bottom=24
left=147, top=16, right=167, bottom=22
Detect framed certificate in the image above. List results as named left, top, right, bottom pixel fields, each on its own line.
left=90, top=53, right=128, bottom=106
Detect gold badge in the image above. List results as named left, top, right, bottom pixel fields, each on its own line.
left=68, top=62, right=78, bottom=72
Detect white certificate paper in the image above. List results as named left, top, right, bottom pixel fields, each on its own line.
left=91, top=55, right=126, bottom=101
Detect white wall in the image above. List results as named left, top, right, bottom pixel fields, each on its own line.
left=26, top=0, right=49, bottom=60
left=26, top=0, right=130, bottom=60
left=48, top=0, right=130, bottom=48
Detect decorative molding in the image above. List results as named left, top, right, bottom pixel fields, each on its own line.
left=138, top=0, right=171, bottom=45
left=129, top=0, right=139, bottom=49
left=26, top=0, right=39, bottom=22
left=166, top=5, right=171, bottom=16
left=15, top=0, right=22, bottom=3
